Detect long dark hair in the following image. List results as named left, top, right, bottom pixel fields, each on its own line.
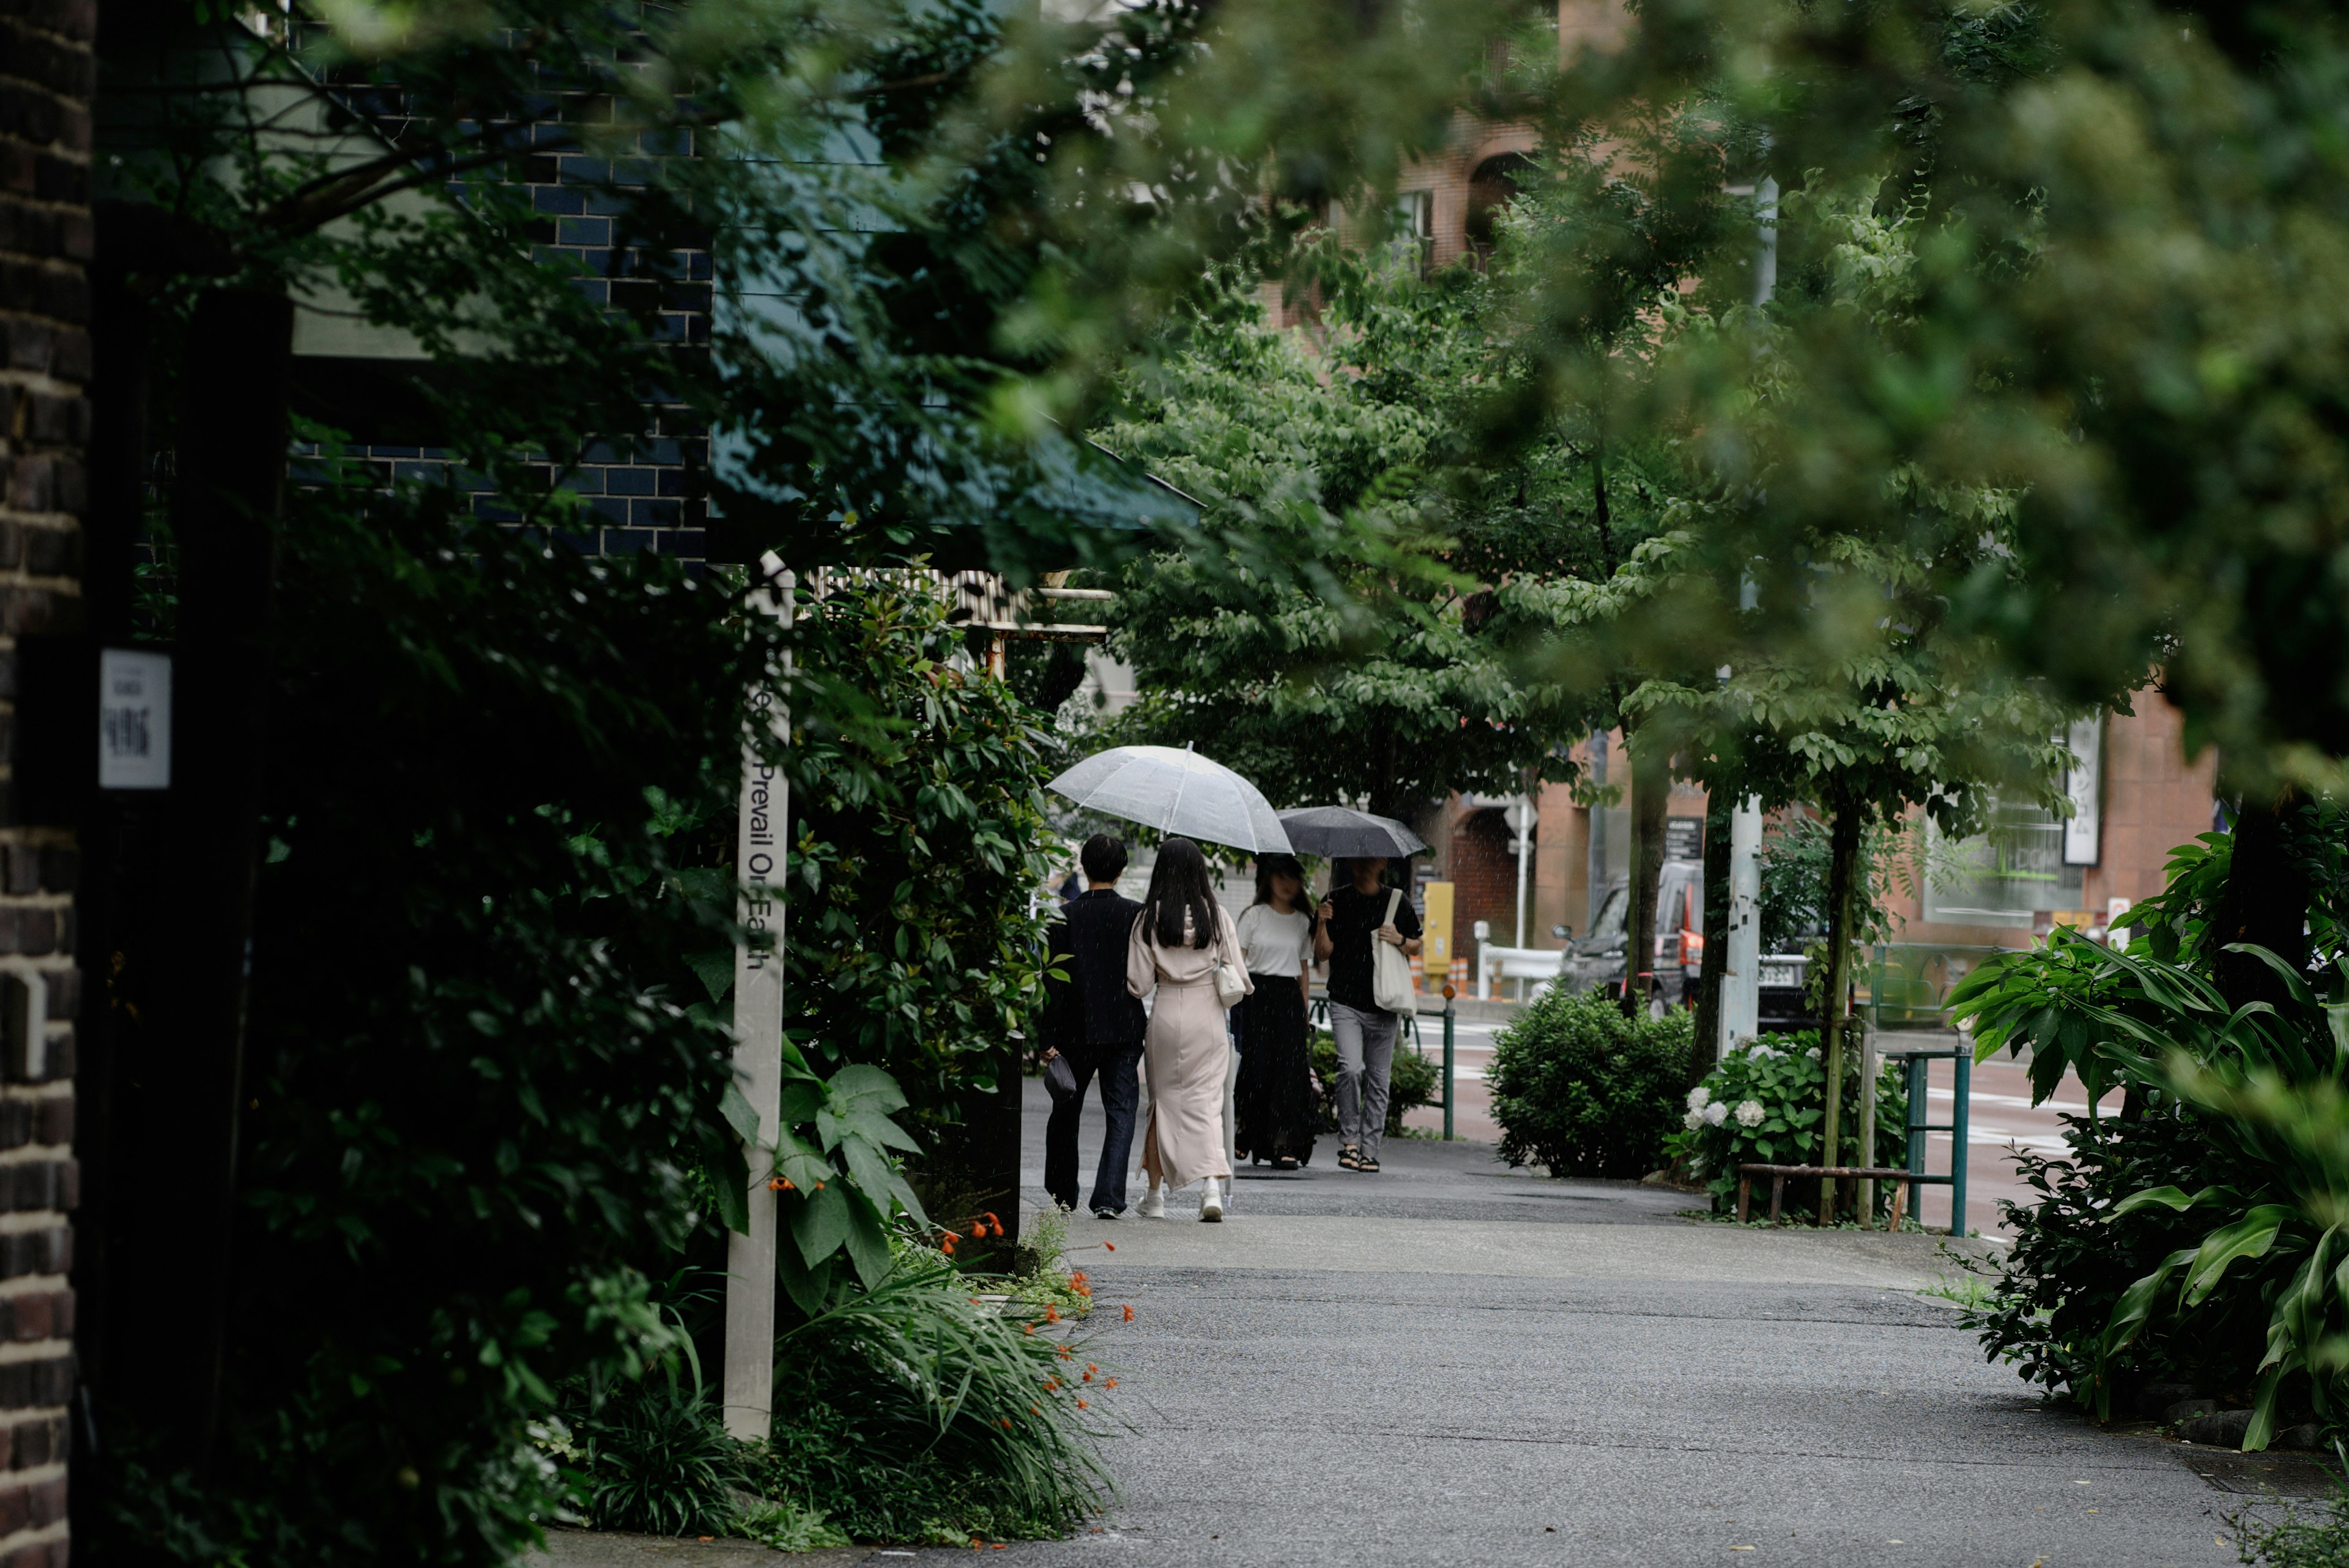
left=1145, top=837, right=1220, bottom=949
left=1250, top=853, right=1305, bottom=910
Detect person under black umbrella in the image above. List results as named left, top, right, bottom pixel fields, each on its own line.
left=1313, top=855, right=1422, bottom=1173
left=1231, top=853, right=1316, bottom=1170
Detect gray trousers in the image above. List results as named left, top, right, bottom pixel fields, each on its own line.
left=1328, top=1001, right=1398, bottom=1160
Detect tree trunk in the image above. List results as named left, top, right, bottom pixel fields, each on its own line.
left=1624, top=726, right=1670, bottom=1016
left=1690, top=790, right=1733, bottom=1090
left=1817, top=804, right=1861, bottom=1226
left=2210, top=787, right=2310, bottom=1013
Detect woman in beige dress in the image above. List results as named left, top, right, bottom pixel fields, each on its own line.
left=1126, top=836, right=1250, bottom=1222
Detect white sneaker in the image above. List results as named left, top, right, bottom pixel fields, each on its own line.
left=1198, top=1178, right=1224, bottom=1223
left=1137, top=1185, right=1166, bottom=1219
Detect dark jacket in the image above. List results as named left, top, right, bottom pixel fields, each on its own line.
left=1043, top=889, right=1148, bottom=1050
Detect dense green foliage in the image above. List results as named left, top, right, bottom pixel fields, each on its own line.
left=99, top=480, right=782, bottom=1563
left=1967, top=1107, right=2262, bottom=1414
left=1487, top=991, right=1693, bottom=1177
left=1953, top=809, right=2349, bottom=1445
left=1091, top=258, right=1580, bottom=817
left=1517, top=0, right=2349, bottom=783
left=779, top=579, right=1065, bottom=1127
left=756, top=1258, right=1111, bottom=1543
left=557, top=1244, right=1108, bottom=1549
left=1664, top=1033, right=1909, bottom=1221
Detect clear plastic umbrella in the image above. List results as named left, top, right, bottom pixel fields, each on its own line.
left=1045, top=743, right=1293, bottom=854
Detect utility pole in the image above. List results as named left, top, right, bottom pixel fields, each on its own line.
left=724, top=552, right=791, bottom=1440
left=1717, top=176, right=1778, bottom=1060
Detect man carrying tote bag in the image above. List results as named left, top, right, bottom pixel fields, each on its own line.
left=1313, top=856, right=1423, bottom=1174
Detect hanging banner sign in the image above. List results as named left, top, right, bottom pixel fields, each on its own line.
left=2062, top=716, right=2102, bottom=866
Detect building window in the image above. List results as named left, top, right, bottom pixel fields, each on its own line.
left=1924, top=798, right=2085, bottom=927
left=1395, top=189, right=1434, bottom=275
left=1466, top=152, right=1536, bottom=261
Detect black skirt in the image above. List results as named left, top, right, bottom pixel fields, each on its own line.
left=1234, top=974, right=1317, bottom=1165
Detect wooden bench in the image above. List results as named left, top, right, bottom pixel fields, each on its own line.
left=1737, top=1164, right=1923, bottom=1228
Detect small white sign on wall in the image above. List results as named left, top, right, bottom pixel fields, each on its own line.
left=98, top=648, right=172, bottom=791
left=2062, top=716, right=2101, bottom=866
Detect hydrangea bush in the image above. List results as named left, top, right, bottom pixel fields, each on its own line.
left=1664, top=1031, right=1907, bottom=1219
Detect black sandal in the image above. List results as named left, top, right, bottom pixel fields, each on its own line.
left=1338, top=1144, right=1361, bottom=1171
left=1357, top=1153, right=1380, bottom=1173
left=1274, top=1154, right=1299, bottom=1172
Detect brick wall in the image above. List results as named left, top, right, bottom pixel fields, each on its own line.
left=0, top=0, right=87, bottom=1561
left=300, top=133, right=712, bottom=561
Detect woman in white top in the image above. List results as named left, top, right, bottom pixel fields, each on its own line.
left=1231, top=853, right=1317, bottom=1171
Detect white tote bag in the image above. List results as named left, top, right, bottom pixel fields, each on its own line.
left=1212, top=910, right=1249, bottom=1008
left=1371, top=888, right=1417, bottom=1014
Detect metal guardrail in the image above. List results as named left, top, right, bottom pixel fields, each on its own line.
left=1868, top=942, right=2010, bottom=1030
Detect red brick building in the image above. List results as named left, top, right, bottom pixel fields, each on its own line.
left=0, top=0, right=90, bottom=1557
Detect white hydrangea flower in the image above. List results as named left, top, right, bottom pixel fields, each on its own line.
left=1806, top=1046, right=1822, bottom=1061
left=1683, top=1109, right=1705, bottom=1130
left=1687, top=1085, right=1712, bottom=1112
left=1734, top=1099, right=1765, bottom=1128
left=1702, top=1100, right=1729, bottom=1126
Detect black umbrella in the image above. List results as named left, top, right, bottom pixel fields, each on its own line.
left=1275, top=806, right=1428, bottom=860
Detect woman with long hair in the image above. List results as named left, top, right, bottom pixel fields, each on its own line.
left=1125, top=836, right=1250, bottom=1221
left=1231, top=853, right=1316, bottom=1170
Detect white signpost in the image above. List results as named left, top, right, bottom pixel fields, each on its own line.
left=1718, top=797, right=1763, bottom=1057
left=724, top=555, right=792, bottom=1441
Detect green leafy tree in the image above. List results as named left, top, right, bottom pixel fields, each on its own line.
left=1090, top=259, right=1576, bottom=816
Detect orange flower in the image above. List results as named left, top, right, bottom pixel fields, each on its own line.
left=1044, top=1306, right=1060, bottom=1323
left=812, top=1181, right=825, bottom=1190
left=1077, top=1399, right=1088, bottom=1410
left=1087, top=1364, right=1097, bottom=1373
left=1069, top=1270, right=1088, bottom=1285
left=970, top=1539, right=983, bottom=1550
left=1102, top=1242, right=1115, bottom=1252
left=1044, top=1378, right=1058, bottom=1391
left=941, top=1236, right=957, bottom=1254
left=1023, top=1323, right=1035, bottom=1335
left=1029, top=1405, right=1041, bottom=1416
left=985, top=1211, right=1000, bottom=1227
left=1105, top=1378, right=1118, bottom=1388
left=970, top=1225, right=986, bottom=1241
left=998, top=1418, right=1012, bottom=1430
left=1082, top=1370, right=1092, bottom=1383
left=1122, top=1305, right=1134, bottom=1322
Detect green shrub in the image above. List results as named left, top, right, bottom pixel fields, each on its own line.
left=571, top=1366, right=743, bottom=1538
left=1663, top=1032, right=1907, bottom=1220
left=1310, top=1030, right=1442, bottom=1136
left=1487, top=992, right=1691, bottom=1176
left=1968, top=1104, right=2262, bottom=1411
left=2236, top=1490, right=2349, bottom=1567
left=755, top=1258, right=1111, bottom=1544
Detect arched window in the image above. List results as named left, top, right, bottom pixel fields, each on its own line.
left=1465, top=151, right=1537, bottom=259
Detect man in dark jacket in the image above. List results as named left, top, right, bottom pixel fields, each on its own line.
left=1041, top=834, right=1148, bottom=1217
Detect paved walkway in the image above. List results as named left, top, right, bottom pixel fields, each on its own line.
left=544, top=1079, right=2313, bottom=1568
left=974, top=1079, right=2268, bottom=1568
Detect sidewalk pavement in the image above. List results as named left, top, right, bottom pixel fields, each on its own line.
left=976, top=1076, right=2278, bottom=1568
left=544, top=1077, right=2314, bottom=1568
